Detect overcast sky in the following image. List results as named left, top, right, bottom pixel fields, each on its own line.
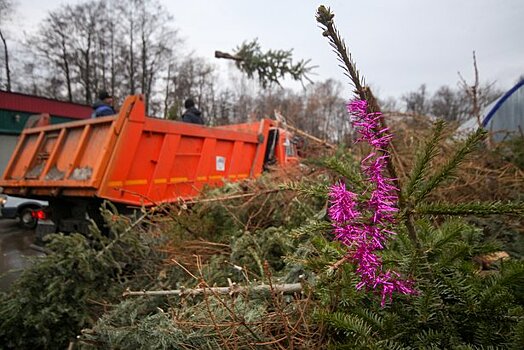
left=10, top=0, right=524, bottom=100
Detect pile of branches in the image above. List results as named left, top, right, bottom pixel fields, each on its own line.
left=385, top=114, right=524, bottom=203
left=2, top=5, right=524, bottom=349
left=82, top=261, right=321, bottom=349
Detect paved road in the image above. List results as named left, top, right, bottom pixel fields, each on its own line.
left=0, top=219, right=44, bottom=292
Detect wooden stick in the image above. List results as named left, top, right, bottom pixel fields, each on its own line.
left=183, top=188, right=282, bottom=205
left=330, top=255, right=351, bottom=271
left=274, top=110, right=335, bottom=149
left=286, top=124, right=335, bottom=149
left=215, top=50, right=243, bottom=61
left=123, top=283, right=303, bottom=297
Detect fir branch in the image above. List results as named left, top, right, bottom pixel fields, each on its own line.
left=280, top=181, right=329, bottom=199
left=96, top=210, right=149, bottom=259
left=490, top=260, right=524, bottom=289
left=404, top=120, right=446, bottom=198
left=316, top=5, right=415, bottom=246
left=291, top=219, right=332, bottom=239
left=316, top=6, right=366, bottom=101
left=300, top=236, right=347, bottom=272
left=352, top=308, right=385, bottom=332
left=414, top=329, right=448, bottom=348
left=415, top=201, right=524, bottom=216
left=315, top=311, right=373, bottom=344
left=513, top=320, right=524, bottom=350
left=423, top=219, right=469, bottom=253
left=314, top=154, right=365, bottom=189
left=216, top=38, right=315, bottom=88
left=414, top=128, right=487, bottom=204
left=375, top=339, right=414, bottom=350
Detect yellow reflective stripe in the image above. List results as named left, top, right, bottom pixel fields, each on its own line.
left=125, top=179, right=147, bottom=186
left=109, top=174, right=249, bottom=188
left=108, top=179, right=147, bottom=187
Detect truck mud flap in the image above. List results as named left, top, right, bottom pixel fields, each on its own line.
left=35, top=220, right=57, bottom=244
left=59, top=218, right=92, bottom=235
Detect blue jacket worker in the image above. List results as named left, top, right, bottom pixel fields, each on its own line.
left=181, top=98, right=204, bottom=125
left=92, top=91, right=116, bottom=117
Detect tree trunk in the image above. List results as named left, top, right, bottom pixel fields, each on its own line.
left=141, top=27, right=148, bottom=112
left=110, top=21, right=116, bottom=97
left=0, top=28, right=11, bottom=92
left=129, top=17, right=135, bottom=94
left=84, top=31, right=92, bottom=104
left=163, top=65, right=171, bottom=119
left=60, top=35, right=73, bottom=102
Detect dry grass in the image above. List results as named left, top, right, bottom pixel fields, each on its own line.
left=386, top=114, right=524, bottom=203
left=143, top=118, right=522, bottom=349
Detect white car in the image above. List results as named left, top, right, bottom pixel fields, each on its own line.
left=0, top=194, right=48, bottom=229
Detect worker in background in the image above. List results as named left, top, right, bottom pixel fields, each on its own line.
left=92, top=90, right=116, bottom=117
left=181, top=98, right=204, bottom=125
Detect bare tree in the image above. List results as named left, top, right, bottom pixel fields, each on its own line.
left=137, top=0, right=177, bottom=112
left=22, top=0, right=179, bottom=110
left=71, top=1, right=104, bottom=104
left=402, top=84, right=431, bottom=116
left=165, top=57, right=217, bottom=122
left=0, top=0, right=15, bottom=91
left=30, top=9, right=75, bottom=101
left=430, top=85, right=468, bottom=122
left=459, top=51, right=502, bottom=127
left=12, top=0, right=350, bottom=137
left=114, top=0, right=178, bottom=112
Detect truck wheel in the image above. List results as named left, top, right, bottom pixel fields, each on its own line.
left=19, top=207, right=37, bottom=229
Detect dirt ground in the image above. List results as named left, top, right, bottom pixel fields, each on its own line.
left=0, top=219, right=43, bottom=292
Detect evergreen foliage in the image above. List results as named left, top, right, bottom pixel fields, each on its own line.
left=0, top=204, right=165, bottom=349
left=0, top=5, right=523, bottom=350
left=412, top=127, right=487, bottom=204
left=301, top=5, right=524, bottom=349
left=227, top=38, right=315, bottom=88
left=404, top=119, right=445, bottom=198
left=304, top=216, right=524, bottom=349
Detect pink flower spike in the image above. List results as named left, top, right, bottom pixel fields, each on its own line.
left=328, top=98, right=416, bottom=306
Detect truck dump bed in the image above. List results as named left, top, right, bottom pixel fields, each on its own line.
left=0, top=95, right=273, bottom=206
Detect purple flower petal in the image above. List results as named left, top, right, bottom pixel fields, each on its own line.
left=328, top=99, right=416, bottom=306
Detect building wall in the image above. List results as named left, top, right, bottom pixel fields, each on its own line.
left=0, top=111, right=77, bottom=176
left=0, top=110, right=72, bottom=135
left=486, top=82, right=524, bottom=142
left=0, top=134, right=19, bottom=176
left=0, top=90, right=92, bottom=120
left=0, top=91, right=92, bottom=181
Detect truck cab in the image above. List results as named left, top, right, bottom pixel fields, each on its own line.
left=263, top=127, right=299, bottom=169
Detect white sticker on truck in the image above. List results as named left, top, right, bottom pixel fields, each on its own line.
left=216, top=156, right=226, bottom=171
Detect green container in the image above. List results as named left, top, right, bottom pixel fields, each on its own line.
left=0, top=110, right=73, bottom=135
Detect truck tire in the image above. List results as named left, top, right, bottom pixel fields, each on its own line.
left=18, top=207, right=37, bottom=229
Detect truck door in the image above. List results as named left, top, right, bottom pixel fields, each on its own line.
left=263, top=128, right=279, bottom=169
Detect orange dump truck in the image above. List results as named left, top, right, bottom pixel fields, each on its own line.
left=0, top=95, right=298, bottom=234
